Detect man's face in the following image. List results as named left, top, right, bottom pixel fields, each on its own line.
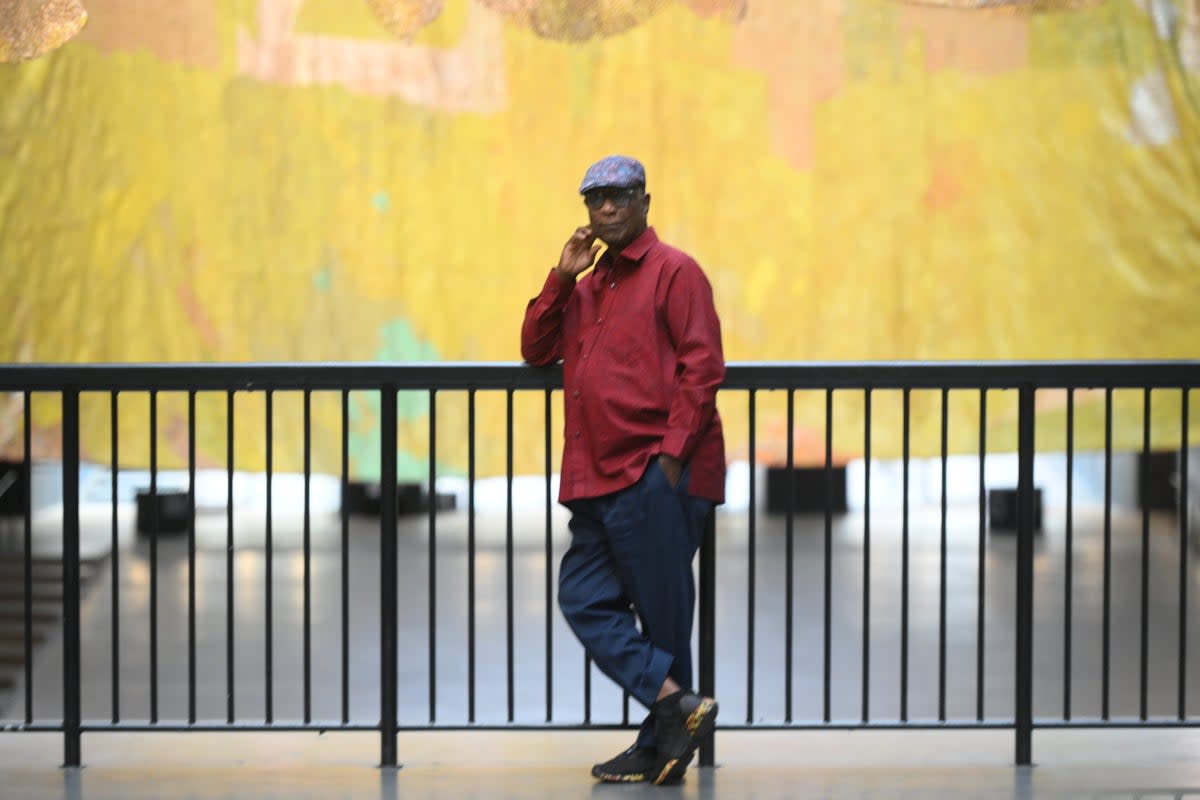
left=583, top=186, right=650, bottom=251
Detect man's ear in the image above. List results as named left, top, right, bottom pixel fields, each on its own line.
left=643, top=193, right=651, bottom=216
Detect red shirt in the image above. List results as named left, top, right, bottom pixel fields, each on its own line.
left=521, top=227, right=726, bottom=504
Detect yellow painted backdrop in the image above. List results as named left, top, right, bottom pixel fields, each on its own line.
left=1, top=0, right=1199, bottom=478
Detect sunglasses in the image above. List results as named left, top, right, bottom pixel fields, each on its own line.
left=583, top=188, right=643, bottom=210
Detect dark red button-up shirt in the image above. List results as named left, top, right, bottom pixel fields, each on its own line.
left=521, top=227, right=726, bottom=504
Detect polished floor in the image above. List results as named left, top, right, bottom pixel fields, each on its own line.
left=2, top=729, right=1200, bottom=799
left=1, top=490, right=1199, bottom=797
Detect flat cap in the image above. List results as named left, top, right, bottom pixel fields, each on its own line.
left=578, top=155, right=646, bottom=194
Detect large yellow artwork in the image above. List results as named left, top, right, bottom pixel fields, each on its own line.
left=1, top=0, right=1198, bottom=479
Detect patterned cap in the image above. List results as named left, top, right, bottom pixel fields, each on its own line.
left=578, top=155, right=646, bottom=194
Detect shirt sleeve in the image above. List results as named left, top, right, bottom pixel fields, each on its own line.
left=659, top=259, right=725, bottom=462
left=521, top=269, right=575, bottom=366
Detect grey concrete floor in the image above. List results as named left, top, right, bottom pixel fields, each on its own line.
left=1, top=497, right=1199, bottom=798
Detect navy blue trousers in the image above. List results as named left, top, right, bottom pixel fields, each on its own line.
left=560, top=458, right=713, bottom=748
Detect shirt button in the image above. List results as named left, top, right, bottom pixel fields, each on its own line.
left=596, top=318, right=603, bottom=325
left=574, top=431, right=582, bottom=438
left=609, top=282, right=616, bottom=289
left=572, top=390, right=580, bottom=398
left=582, top=353, right=588, bottom=359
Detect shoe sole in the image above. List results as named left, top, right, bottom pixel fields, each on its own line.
left=653, top=698, right=718, bottom=786
left=591, top=770, right=649, bottom=783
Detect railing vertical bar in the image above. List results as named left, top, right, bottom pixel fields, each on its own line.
left=187, top=391, right=197, bottom=724
left=22, top=391, right=32, bottom=725
left=977, top=388, right=987, bottom=721
left=149, top=390, right=159, bottom=725
left=784, top=389, right=795, bottom=723
left=467, top=389, right=477, bottom=724
left=265, top=391, right=274, bottom=724
left=622, top=692, right=630, bottom=727
left=226, top=390, right=235, bottom=724
left=544, top=388, right=554, bottom=723
left=1139, top=388, right=1151, bottom=721
left=823, top=388, right=833, bottom=724
left=1015, top=385, right=1036, bottom=766
left=303, top=389, right=312, bottom=724
left=380, top=386, right=398, bottom=767
left=1064, top=389, right=1074, bottom=721
left=1103, top=387, right=1113, bottom=721
left=584, top=655, right=592, bottom=724
left=340, top=390, right=350, bottom=725
left=698, top=508, right=717, bottom=767
left=747, top=389, right=757, bottom=722
left=109, top=391, right=120, bottom=724
left=62, top=389, right=81, bottom=766
left=939, top=388, right=948, bottom=722
left=1179, top=388, right=1190, bottom=722
left=901, top=387, right=910, bottom=723
left=506, top=388, right=515, bottom=723
left=429, top=389, right=438, bottom=723
left=862, top=388, right=871, bottom=723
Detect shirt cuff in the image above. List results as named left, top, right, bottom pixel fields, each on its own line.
left=543, top=267, right=576, bottom=297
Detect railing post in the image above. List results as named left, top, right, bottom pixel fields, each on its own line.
left=1015, top=384, right=1036, bottom=766
left=62, top=389, right=82, bottom=767
left=698, top=509, right=716, bottom=767
left=380, top=386, right=399, bottom=767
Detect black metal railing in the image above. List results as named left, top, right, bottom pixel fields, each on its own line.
left=0, top=362, right=1196, bottom=770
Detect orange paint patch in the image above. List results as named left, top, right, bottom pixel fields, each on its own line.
left=163, top=412, right=219, bottom=467
left=743, top=420, right=856, bottom=467
left=924, top=160, right=961, bottom=212
left=77, top=0, right=219, bottom=69
left=899, top=7, right=1029, bottom=77
left=732, top=0, right=846, bottom=171
left=924, top=144, right=979, bottom=212
left=176, top=283, right=220, bottom=352
left=678, top=0, right=747, bottom=22
left=1034, top=387, right=1106, bottom=413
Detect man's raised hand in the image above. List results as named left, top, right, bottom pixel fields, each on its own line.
left=556, top=226, right=601, bottom=280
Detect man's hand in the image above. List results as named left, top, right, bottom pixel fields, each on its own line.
left=659, top=454, right=683, bottom=488
left=556, top=226, right=601, bottom=280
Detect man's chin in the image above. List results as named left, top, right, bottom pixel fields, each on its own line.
left=597, top=231, right=627, bottom=249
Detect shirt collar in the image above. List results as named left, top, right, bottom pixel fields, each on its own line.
left=598, top=226, right=658, bottom=273
left=619, top=226, right=658, bottom=262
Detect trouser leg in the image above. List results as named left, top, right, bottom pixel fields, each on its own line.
left=558, top=461, right=713, bottom=749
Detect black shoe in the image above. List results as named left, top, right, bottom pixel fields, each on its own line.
left=650, top=690, right=718, bottom=785
left=591, top=744, right=657, bottom=783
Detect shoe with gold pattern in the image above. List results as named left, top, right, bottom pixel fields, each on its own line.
left=591, top=744, right=656, bottom=783
left=650, top=690, right=718, bottom=785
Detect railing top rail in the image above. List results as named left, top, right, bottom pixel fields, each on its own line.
left=0, top=361, right=1198, bottom=392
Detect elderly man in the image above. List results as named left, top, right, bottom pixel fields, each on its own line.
left=521, top=155, right=725, bottom=784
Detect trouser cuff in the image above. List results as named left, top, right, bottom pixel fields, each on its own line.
left=632, top=647, right=675, bottom=710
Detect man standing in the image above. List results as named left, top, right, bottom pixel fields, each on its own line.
left=521, top=155, right=725, bottom=785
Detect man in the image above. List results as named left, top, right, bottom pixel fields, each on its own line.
left=521, top=155, right=725, bottom=785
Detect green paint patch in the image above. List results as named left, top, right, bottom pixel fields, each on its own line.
left=345, top=317, right=441, bottom=480
left=372, top=191, right=390, bottom=212
left=377, top=317, right=437, bottom=363
left=313, top=266, right=332, bottom=292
